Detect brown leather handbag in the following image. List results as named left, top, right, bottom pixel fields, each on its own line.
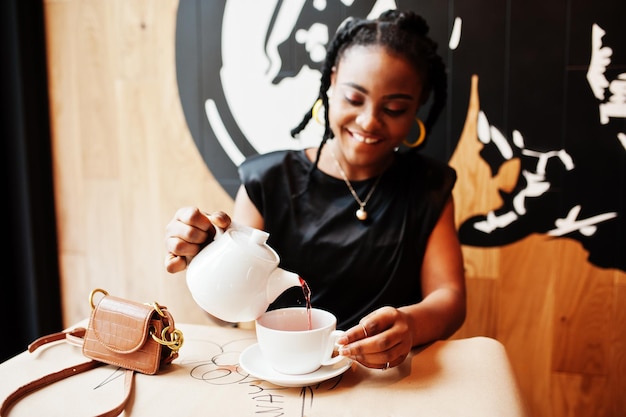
left=0, top=289, right=183, bottom=417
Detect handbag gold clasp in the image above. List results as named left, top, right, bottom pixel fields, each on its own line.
left=150, top=326, right=184, bottom=354
left=146, top=301, right=184, bottom=354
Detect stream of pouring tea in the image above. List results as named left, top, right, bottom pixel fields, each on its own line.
left=299, top=277, right=312, bottom=330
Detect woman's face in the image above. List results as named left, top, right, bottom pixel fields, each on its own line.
left=328, top=45, right=423, bottom=178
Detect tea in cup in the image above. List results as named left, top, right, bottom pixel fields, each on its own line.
left=255, top=307, right=345, bottom=375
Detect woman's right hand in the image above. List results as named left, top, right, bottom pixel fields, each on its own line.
left=164, top=207, right=231, bottom=273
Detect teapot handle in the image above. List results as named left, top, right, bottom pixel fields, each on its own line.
left=212, top=219, right=239, bottom=240
left=212, top=221, right=270, bottom=245
left=213, top=223, right=226, bottom=239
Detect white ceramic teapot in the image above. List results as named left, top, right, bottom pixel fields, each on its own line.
left=186, top=222, right=302, bottom=322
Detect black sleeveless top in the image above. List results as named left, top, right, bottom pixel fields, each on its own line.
left=239, top=149, right=456, bottom=329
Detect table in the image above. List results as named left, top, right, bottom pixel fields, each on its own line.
left=0, top=323, right=528, bottom=416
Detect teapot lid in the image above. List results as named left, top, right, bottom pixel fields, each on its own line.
left=229, top=226, right=277, bottom=262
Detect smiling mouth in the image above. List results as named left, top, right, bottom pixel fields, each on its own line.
left=351, top=131, right=382, bottom=145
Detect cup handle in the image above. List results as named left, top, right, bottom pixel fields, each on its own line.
left=321, top=330, right=347, bottom=366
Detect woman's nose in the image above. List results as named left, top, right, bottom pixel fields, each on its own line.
left=355, top=106, right=382, bottom=131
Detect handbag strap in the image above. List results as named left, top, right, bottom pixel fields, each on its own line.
left=0, top=330, right=136, bottom=417
left=27, top=327, right=87, bottom=352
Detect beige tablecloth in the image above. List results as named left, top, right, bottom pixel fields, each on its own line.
left=0, top=323, right=527, bottom=416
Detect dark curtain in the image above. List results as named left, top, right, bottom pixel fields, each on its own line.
left=1, top=0, right=62, bottom=362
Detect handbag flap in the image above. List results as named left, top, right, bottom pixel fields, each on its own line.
left=88, top=295, right=156, bottom=353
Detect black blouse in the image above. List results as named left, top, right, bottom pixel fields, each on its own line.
left=239, top=149, right=456, bottom=329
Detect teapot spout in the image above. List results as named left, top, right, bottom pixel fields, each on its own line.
left=266, top=268, right=302, bottom=304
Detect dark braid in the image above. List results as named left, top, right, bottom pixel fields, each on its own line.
left=290, top=9, right=448, bottom=190
left=295, top=17, right=372, bottom=172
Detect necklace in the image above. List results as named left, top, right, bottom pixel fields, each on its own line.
left=329, top=149, right=382, bottom=221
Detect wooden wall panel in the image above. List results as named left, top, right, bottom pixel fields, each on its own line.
left=497, top=236, right=558, bottom=416
left=552, top=373, right=610, bottom=417
left=609, top=284, right=626, bottom=416
left=44, top=0, right=234, bottom=327
left=42, top=2, right=625, bottom=417
left=450, top=75, right=520, bottom=281
left=553, top=249, right=613, bottom=376
left=454, top=276, right=499, bottom=339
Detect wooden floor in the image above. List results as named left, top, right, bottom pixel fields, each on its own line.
left=43, top=2, right=625, bottom=416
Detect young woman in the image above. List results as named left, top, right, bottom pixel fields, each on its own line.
left=165, top=9, right=466, bottom=370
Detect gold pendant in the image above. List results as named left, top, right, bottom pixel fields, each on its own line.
left=356, top=208, right=368, bottom=221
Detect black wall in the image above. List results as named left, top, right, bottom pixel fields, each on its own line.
left=1, top=0, right=62, bottom=362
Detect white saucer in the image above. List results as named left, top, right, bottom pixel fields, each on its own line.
left=239, top=343, right=352, bottom=387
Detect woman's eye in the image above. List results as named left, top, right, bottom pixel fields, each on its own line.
left=384, top=108, right=407, bottom=117
left=344, top=96, right=362, bottom=106
left=342, top=94, right=408, bottom=117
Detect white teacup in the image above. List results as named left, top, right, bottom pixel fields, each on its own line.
left=255, top=307, right=345, bottom=375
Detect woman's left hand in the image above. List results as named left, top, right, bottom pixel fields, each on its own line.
left=336, top=306, right=414, bottom=369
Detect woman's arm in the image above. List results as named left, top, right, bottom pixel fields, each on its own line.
left=232, top=185, right=265, bottom=229
left=399, top=195, right=466, bottom=344
left=338, top=196, right=466, bottom=369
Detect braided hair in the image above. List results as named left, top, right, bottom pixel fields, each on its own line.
left=290, top=9, right=447, bottom=171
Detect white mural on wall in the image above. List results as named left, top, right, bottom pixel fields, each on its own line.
left=457, top=20, right=624, bottom=270
left=588, top=23, right=626, bottom=134
left=175, top=0, right=625, bottom=271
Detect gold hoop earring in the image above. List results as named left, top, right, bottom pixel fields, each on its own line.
left=403, top=118, right=426, bottom=148
left=312, top=99, right=324, bottom=125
